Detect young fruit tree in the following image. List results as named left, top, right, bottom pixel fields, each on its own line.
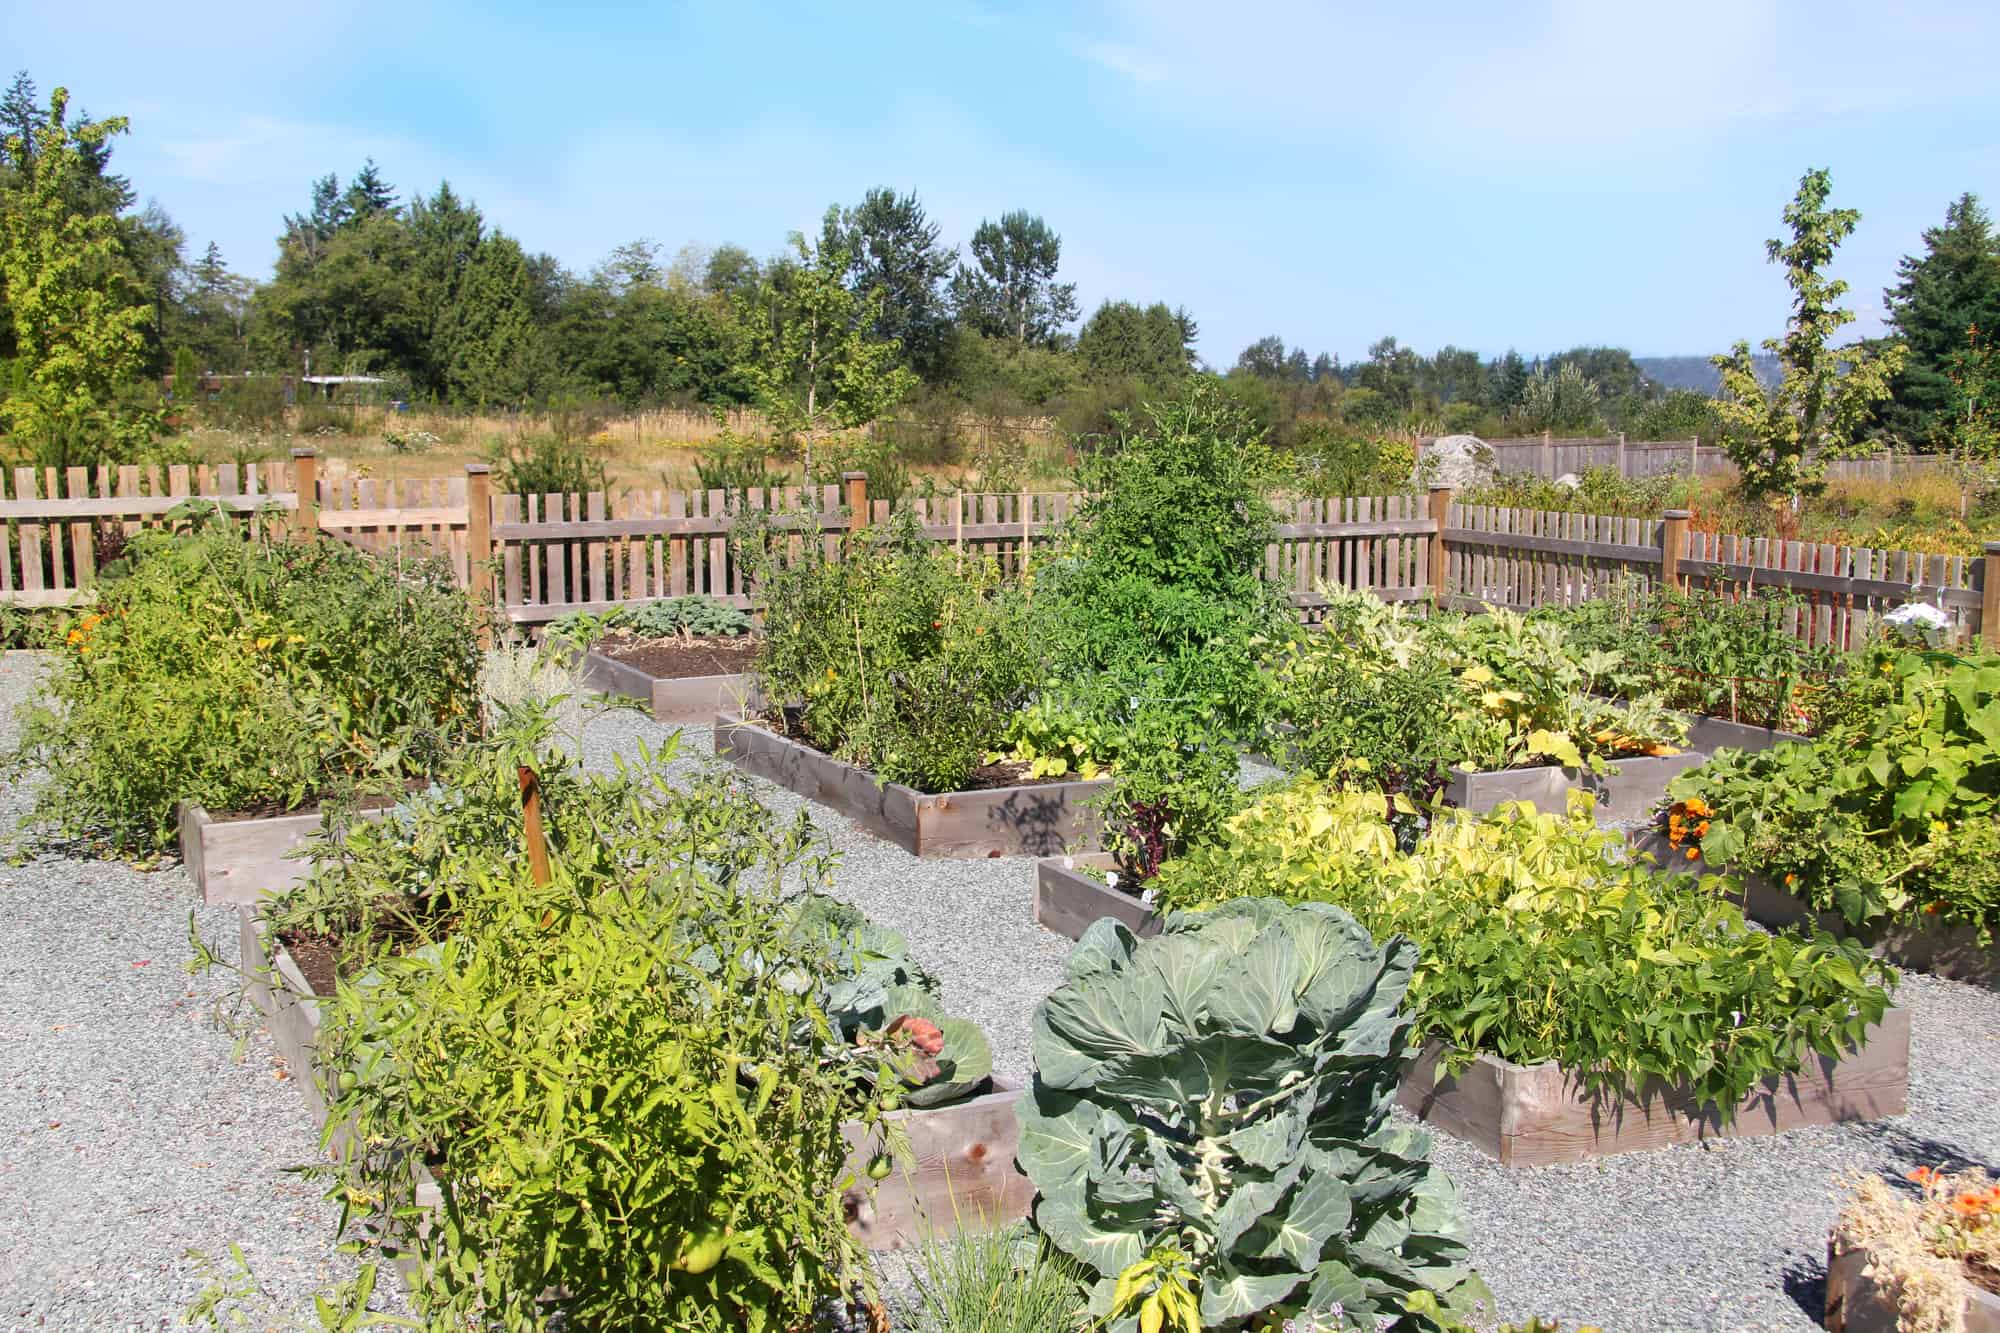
left=1711, top=168, right=1906, bottom=515
left=738, top=220, right=915, bottom=479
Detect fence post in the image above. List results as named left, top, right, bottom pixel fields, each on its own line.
left=1983, top=542, right=2000, bottom=650
left=465, top=463, right=494, bottom=648
left=842, top=471, right=868, bottom=536
left=1428, top=484, right=1453, bottom=604
left=1616, top=432, right=1627, bottom=477
left=1662, top=509, right=1691, bottom=591
left=290, top=447, right=317, bottom=541
left=1541, top=430, right=1553, bottom=478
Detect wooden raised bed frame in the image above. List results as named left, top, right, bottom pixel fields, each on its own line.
left=1627, top=830, right=2000, bottom=989
left=239, top=909, right=1023, bottom=1250
left=1826, top=1238, right=2000, bottom=1332
left=1033, top=856, right=1911, bottom=1165
left=181, top=800, right=390, bottom=906
left=579, top=647, right=756, bottom=726
left=715, top=714, right=1109, bottom=859
left=1397, top=1008, right=1909, bottom=1167
left=1443, top=751, right=1707, bottom=823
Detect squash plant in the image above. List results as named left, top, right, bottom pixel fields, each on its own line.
left=1017, top=902, right=1489, bottom=1331
left=1263, top=590, right=1686, bottom=796
left=1153, top=782, right=1894, bottom=1112
left=1670, top=646, right=2000, bottom=939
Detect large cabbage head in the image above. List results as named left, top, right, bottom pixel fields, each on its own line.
left=1016, top=899, right=1486, bottom=1331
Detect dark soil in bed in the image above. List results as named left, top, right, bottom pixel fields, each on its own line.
left=599, top=631, right=760, bottom=679
left=276, top=929, right=341, bottom=997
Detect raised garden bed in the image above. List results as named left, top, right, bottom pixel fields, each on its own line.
left=1033, top=862, right=1910, bottom=1166
left=1825, top=1238, right=2000, bottom=1333
left=1444, top=751, right=1707, bottom=823
left=714, top=714, right=1109, bottom=859
left=1035, top=852, right=1159, bottom=940
left=1396, top=1007, right=1909, bottom=1166
left=837, top=1080, right=1033, bottom=1251
left=1677, top=711, right=1810, bottom=756
left=1627, top=831, right=2000, bottom=989
left=580, top=634, right=760, bottom=725
left=181, top=799, right=392, bottom=906
left=239, top=909, right=1017, bottom=1251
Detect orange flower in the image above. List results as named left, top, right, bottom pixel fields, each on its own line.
left=1951, top=1191, right=1990, bottom=1218
left=1685, top=846, right=1700, bottom=861
left=1908, top=1166, right=1941, bottom=1187
left=1784, top=873, right=1797, bottom=887
left=1925, top=902, right=1944, bottom=915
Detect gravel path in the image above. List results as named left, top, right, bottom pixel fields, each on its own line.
left=0, top=652, right=372, bottom=1330
left=3, top=649, right=1997, bottom=1331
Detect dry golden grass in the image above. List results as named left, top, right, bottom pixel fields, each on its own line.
left=178, top=403, right=1072, bottom=494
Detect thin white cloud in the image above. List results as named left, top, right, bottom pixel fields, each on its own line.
left=1089, top=0, right=2000, bottom=161
left=1077, top=41, right=1169, bottom=84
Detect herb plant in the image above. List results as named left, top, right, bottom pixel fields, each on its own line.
left=4, top=519, right=481, bottom=853
left=1153, top=782, right=1895, bottom=1112
left=1016, top=903, right=1489, bottom=1330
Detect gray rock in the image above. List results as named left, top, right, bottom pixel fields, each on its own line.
left=1420, top=434, right=1496, bottom=490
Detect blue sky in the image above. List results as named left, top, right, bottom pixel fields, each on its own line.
left=14, top=1, right=2000, bottom=367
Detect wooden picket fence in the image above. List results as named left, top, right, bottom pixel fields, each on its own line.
left=4, top=453, right=1996, bottom=649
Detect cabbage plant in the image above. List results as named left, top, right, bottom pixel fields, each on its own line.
left=1016, top=901, right=1488, bottom=1331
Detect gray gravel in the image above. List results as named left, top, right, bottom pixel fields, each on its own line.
left=4, top=648, right=1997, bottom=1332
left=0, top=652, right=376, bottom=1330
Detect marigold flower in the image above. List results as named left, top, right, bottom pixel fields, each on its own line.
left=1908, top=1166, right=1940, bottom=1187
left=1951, top=1191, right=1989, bottom=1218
left=1685, top=847, right=1700, bottom=860
left=1784, top=873, right=1798, bottom=887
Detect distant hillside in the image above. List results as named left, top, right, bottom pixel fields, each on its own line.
left=1634, top=354, right=1780, bottom=395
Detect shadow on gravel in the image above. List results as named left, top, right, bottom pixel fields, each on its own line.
left=1782, top=1255, right=1827, bottom=1324
left=1846, top=1120, right=1998, bottom=1176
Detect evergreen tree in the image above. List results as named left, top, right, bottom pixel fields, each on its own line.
left=1076, top=300, right=1194, bottom=384
left=343, top=158, right=397, bottom=220
left=1878, top=193, right=2000, bottom=447
left=440, top=230, right=542, bottom=406
left=0, top=85, right=157, bottom=463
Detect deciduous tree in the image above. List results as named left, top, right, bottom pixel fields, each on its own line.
left=739, top=231, right=915, bottom=473
left=949, top=211, right=1077, bottom=347
left=1712, top=168, right=1905, bottom=507
left=822, top=188, right=955, bottom=378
